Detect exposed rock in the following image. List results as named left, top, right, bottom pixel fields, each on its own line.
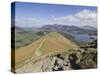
left=16, top=39, right=97, bottom=73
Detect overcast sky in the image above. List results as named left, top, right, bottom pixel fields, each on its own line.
left=13, top=2, right=97, bottom=28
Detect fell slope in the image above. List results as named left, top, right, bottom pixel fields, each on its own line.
left=15, top=32, right=79, bottom=68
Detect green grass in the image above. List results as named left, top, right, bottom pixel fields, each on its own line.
left=15, top=31, right=45, bottom=48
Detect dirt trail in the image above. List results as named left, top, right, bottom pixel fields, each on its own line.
left=35, top=35, right=47, bottom=56
left=15, top=32, right=79, bottom=73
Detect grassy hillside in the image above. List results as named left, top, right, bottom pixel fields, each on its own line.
left=14, top=32, right=79, bottom=69
left=39, top=32, right=79, bottom=54
left=15, top=31, right=45, bottom=48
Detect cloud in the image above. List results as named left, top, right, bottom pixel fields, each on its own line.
left=15, top=9, right=97, bottom=28
left=75, top=9, right=97, bottom=20
left=15, top=18, right=41, bottom=27
left=51, top=9, right=97, bottom=27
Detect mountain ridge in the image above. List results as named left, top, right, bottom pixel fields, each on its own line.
left=15, top=32, right=79, bottom=69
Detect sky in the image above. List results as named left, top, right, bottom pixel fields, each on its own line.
left=12, top=2, right=97, bottom=27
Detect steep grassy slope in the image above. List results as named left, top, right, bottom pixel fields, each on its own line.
left=39, top=32, right=79, bottom=54
left=15, top=31, right=45, bottom=48
left=15, top=32, right=79, bottom=68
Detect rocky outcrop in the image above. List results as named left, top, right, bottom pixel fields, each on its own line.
left=38, top=47, right=97, bottom=72
left=16, top=39, right=97, bottom=73
left=41, top=53, right=71, bottom=72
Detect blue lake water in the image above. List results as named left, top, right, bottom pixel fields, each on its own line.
left=67, top=32, right=97, bottom=43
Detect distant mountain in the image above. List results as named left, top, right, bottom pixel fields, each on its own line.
left=15, top=24, right=97, bottom=43
left=81, top=26, right=97, bottom=30
left=39, top=24, right=97, bottom=33
left=38, top=24, right=97, bottom=43
left=38, top=24, right=97, bottom=35
left=15, top=24, right=97, bottom=33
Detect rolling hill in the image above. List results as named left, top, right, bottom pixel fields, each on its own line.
left=15, top=32, right=79, bottom=69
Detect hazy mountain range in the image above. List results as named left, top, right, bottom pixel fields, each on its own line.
left=15, top=24, right=97, bottom=43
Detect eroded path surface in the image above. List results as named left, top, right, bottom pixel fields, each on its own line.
left=15, top=32, right=79, bottom=73
left=16, top=52, right=72, bottom=73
